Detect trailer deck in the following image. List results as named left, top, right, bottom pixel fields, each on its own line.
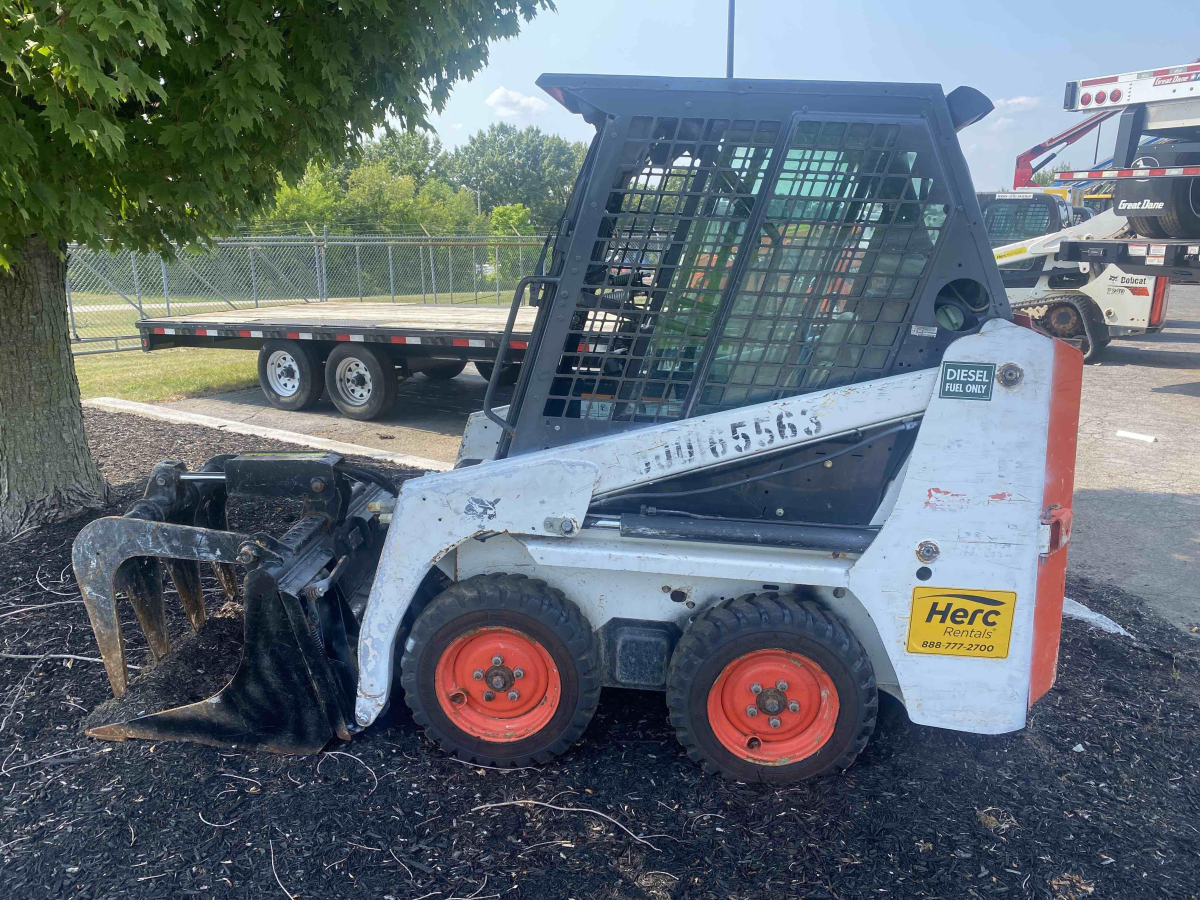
left=138, top=302, right=538, bottom=356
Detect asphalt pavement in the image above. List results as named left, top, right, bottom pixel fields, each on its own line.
left=167, top=290, right=1200, bottom=632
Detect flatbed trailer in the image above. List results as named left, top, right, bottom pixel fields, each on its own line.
left=137, top=302, right=538, bottom=420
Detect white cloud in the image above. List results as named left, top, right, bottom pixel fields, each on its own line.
left=485, top=87, right=549, bottom=124
left=986, top=116, right=1016, bottom=132
left=994, top=96, right=1041, bottom=113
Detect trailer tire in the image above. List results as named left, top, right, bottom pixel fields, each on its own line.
left=666, top=593, right=877, bottom=783
left=258, top=340, right=324, bottom=411
left=1159, top=176, right=1200, bottom=239
left=1127, top=215, right=1172, bottom=239
left=401, top=574, right=601, bottom=767
left=475, top=361, right=521, bottom=385
left=420, top=359, right=468, bottom=380
left=324, top=344, right=399, bottom=421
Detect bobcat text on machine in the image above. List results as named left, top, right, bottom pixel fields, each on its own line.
left=73, top=74, right=1082, bottom=783
left=979, top=190, right=1171, bottom=360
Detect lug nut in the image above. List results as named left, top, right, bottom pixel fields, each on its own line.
left=750, top=683, right=762, bottom=694
left=776, top=680, right=789, bottom=691
left=513, top=668, right=524, bottom=679
left=788, top=700, right=801, bottom=713
left=483, top=690, right=495, bottom=702
left=507, top=690, right=520, bottom=702
left=746, top=706, right=758, bottom=718
left=492, top=655, right=504, bottom=666
left=769, top=716, right=781, bottom=729
left=491, top=675, right=506, bottom=689
left=472, top=669, right=484, bottom=680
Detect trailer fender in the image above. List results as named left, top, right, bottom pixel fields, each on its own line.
left=354, top=457, right=600, bottom=726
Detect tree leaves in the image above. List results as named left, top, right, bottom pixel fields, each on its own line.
left=0, top=0, right=552, bottom=269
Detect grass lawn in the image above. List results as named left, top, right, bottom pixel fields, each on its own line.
left=74, top=346, right=259, bottom=404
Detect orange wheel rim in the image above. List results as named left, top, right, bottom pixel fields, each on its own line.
left=706, top=649, right=839, bottom=765
left=434, top=626, right=561, bottom=743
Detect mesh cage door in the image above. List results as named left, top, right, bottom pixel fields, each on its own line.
left=507, top=113, right=786, bottom=454
left=689, top=114, right=954, bottom=415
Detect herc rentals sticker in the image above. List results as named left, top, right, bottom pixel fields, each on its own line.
left=939, top=361, right=995, bottom=401
left=907, top=587, right=1016, bottom=659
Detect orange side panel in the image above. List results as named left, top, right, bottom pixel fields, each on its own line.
left=1029, top=340, right=1083, bottom=705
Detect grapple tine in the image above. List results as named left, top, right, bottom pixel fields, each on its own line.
left=113, top=557, right=171, bottom=661
left=87, top=568, right=344, bottom=754
left=72, top=515, right=248, bottom=698
left=163, top=559, right=207, bottom=632
left=195, top=461, right=240, bottom=603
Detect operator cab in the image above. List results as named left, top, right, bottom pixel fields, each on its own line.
left=978, top=190, right=1074, bottom=287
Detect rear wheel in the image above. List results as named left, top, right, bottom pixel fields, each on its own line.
left=324, top=343, right=399, bottom=420
left=667, top=593, right=877, bottom=783
left=258, top=340, right=323, bottom=411
left=475, top=361, right=521, bottom=385
left=401, top=574, right=601, bottom=766
left=1042, top=298, right=1107, bottom=362
left=1159, top=176, right=1200, bottom=239
left=1127, top=215, right=1172, bottom=239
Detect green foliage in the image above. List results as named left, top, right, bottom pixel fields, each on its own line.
left=488, top=203, right=533, bottom=235
left=1031, top=163, right=1073, bottom=187
left=0, top=0, right=551, bottom=267
left=442, top=123, right=588, bottom=223
left=360, top=131, right=446, bottom=184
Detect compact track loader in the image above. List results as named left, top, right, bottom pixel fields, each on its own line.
left=74, top=74, right=1082, bottom=782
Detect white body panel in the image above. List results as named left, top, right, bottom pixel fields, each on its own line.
left=356, top=320, right=1060, bottom=737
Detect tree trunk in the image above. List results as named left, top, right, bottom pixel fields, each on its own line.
left=0, top=235, right=109, bottom=537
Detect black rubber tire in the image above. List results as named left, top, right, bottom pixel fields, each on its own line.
left=475, top=361, right=521, bottom=386
left=421, top=359, right=468, bottom=380
left=324, top=343, right=399, bottom=421
left=666, top=593, right=877, bottom=783
left=257, top=340, right=324, bottom=411
left=401, top=574, right=601, bottom=767
left=1041, top=296, right=1107, bottom=363
left=1159, top=177, right=1200, bottom=239
left=1127, top=214, right=1172, bottom=239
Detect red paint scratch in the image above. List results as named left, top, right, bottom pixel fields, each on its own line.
left=924, top=487, right=966, bottom=509
left=989, top=492, right=1013, bottom=502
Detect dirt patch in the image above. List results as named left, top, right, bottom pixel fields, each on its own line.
left=0, top=410, right=1197, bottom=899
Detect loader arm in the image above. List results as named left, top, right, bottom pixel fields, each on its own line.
left=991, top=208, right=1130, bottom=267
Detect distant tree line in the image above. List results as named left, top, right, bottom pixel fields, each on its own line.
left=253, top=123, right=588, bottom=234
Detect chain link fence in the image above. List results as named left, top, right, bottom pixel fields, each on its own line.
left=66, top=234, right=548, bottom=353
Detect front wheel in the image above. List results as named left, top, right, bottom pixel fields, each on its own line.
left=667, top=594, right=877, bottom=783
left=258, top=340, right=324, bottom=411
left=401, top=574, right=601, bottom=767
left=324, top=344, right=399, bottom=420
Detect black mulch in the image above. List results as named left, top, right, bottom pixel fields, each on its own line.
left=0, top=409, right=1197, bottom=899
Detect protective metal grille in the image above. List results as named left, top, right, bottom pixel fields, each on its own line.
left=694, top=119, right=949, bottom=413
left=543, top=116, right=780, bottom=422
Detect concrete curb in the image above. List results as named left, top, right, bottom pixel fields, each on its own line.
left=84, top=397, right=452, bottom=472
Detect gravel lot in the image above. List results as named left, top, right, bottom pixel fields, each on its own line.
left=0, top=410, right=1196, bottom=899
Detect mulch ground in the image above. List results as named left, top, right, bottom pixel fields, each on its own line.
left=0, top=409, right=1197, bottom=899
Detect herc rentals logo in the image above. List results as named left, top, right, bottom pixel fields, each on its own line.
left=906, top=587, right=1016, bottom=659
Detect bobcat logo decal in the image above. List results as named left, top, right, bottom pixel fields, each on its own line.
left=464, top=497, right=500, bottom=522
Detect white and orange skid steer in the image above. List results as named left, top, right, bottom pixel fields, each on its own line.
left=72, top=74, right=1081, bottom=783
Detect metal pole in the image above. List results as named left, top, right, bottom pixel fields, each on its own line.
left=249, top=247, right=258, bottom=307
left=66, top=268, right=79, bottom=339
left=356, top=243, right=363, bottom=301
left=420, top=243, right=427, bottom=303
left=129, top=251, right=143, bottom=316
left=495, top=244, right=500, bottom=303
left=160, top=256, right=171, bottom=315
left=472, top=244, right=478, bottom=303
left=313, top=237, right=323, bottom=302
left=388, top=244, right=395, bottom=303
left=726, top=0, right=735, bottom=78
left=430, top=245, right=438, bottom=304
left=448, top=245, right=453, bottom=304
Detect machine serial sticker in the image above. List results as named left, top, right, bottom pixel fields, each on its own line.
left=907, top=587, right=1016, bottom=659
left=939, top=361, right=995, bottom=401
left=910, top=324, right=938, bottom=337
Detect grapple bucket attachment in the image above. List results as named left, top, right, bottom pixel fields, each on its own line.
left=73, top=452, right=389, bottom=754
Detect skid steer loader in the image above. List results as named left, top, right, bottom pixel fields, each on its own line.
left=73, top=74, right=1082, bottom=783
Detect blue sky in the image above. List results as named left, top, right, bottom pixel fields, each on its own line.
left=424, top=0, right=1200, bottom=190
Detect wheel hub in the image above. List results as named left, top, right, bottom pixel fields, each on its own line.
left=706, top=648, right=839, bottom=765
left=266, top=351, right=301, bottom=397
left=433, top=626, right=560, bottom=743
left=335, top=358, right=373, bottom=404
left=1045, top=304, right=1083, bottom=339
